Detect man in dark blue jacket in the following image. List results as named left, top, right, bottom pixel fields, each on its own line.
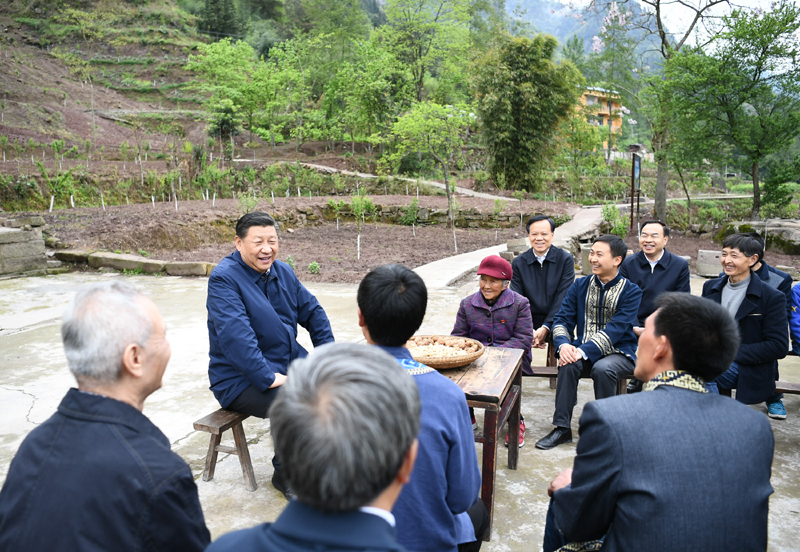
left=207, top=343, right=420, bottom=552
left=544, top=293, right=773, bottom=552
left=702, top=233, right=788, bottom=414
left=206, top=212, right=334, bottom=497
left=357, top=264, right=485, bottom=552
left=619, top=220, right=690, bottom=393
left=0, top=281, right=210, bottom=551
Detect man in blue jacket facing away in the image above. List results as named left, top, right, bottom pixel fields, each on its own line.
left=357, top=264, right=486, bottom=552
left=0, top=281, right=210, bottom=551
left=206, top=211, right=334, bottom=498
left=207, top=344, right=419, bottom=552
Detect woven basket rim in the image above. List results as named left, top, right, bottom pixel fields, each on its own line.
left=408, top=335, right=485, bottom=369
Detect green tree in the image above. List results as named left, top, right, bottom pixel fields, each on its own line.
left=302, top=0, right=369, bottom=68
left=240, top=0, right=284, bottom=20
left=473, top=34, right=584, bottom=191
left=381, top=0, right=471, bottom=102
left=664, top=1, right=800, bottom=219
left=200, top=0, right=241, bottom=38
left=391, top=102, right=470, bottom=243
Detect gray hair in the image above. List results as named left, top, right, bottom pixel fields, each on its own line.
left=61, top=281, right=153, bottom=384
left=271, top=343, right=421, bottom=512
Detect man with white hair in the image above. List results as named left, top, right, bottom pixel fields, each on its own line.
left=207, top=343, right=420, bottom=552
left=0, top=281, right=210, bottom=551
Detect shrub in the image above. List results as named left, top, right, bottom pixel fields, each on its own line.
left=308, top=261, right=320, bottom=274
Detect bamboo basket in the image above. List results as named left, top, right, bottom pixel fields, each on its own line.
left=407, top=335, right=485, bottom=370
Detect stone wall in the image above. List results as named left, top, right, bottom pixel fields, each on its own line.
left=0, top=216, right=47, bottom=277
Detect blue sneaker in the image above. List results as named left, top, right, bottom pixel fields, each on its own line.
left=767, top=399, right=787, bottom=420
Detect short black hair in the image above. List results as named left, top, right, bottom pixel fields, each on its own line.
left=526, top=215, right=555, bottom=233
left=640, top=220, right=670, bottom=237
left=722, top=233, right=761, bottom=259
left=653, top=293, right=740, bottom=381
left=745, top=231, right=765, bottom=262
left=357, top=264, right=427, bottom=347
left=593, top=234, right=628, bottom=260
left=236, top=211, right=278, bottom=239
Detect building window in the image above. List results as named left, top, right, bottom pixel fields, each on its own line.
left=586, top=95, right=598, bottom=105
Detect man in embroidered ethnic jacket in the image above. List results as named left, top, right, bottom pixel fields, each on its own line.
left=543, top=293, right=773, bottom=552
left=535, top=234, right=642, bottom=450
left=357, top=264, right=486, bottom=552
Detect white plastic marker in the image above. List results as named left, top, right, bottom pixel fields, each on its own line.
left=49, top=196, right=54, bottom=212
left=125, top=195, right=129, bottom=205
left=152, top=195, right=155, bottom=209
left=297, top=187, right=300, bottom=197
left=101, top=193, right=105, bottom=211
left=213, top=192, right=216, bottom=207
left=70, top=195, right=74, bottom=208
left=174, top=194, right=178, bottom=211
left=271, top=191, right=274, bottom=203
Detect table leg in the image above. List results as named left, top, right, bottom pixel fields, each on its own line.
left=508, top=369, right=522, bottom=470
left=481, top=408, right=498, bottom=541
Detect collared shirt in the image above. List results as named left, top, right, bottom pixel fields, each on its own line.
left=646, top=250, right=664, bottom=272
left=207, top=251, right=334, bottom=408
left=359, top=507, right=396, bottom=527
left=534, top=247, right=551, bottom=265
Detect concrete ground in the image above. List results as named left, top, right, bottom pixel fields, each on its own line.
left=1, top=272, right=799, bottom=550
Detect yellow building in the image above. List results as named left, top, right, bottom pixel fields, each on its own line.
left=580, top=87, right=623, bottom=149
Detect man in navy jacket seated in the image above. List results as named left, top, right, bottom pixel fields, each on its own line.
left=357, top=264, right=486, bottom=552
left=544, top=293, right=774, bottom=552
left=206, top=343, right=420, bottom=552
left=0, top=281, right=210, bottom=551
left=619, top=220, right=690, bottom=393
left=206, top=211, right=334, bottom=498
left=702, top=233, right=788, bottom=417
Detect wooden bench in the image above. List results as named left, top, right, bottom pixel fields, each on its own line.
left=193, top=409, right=257, bottom=492
left=775, top=381, right=800, bottom=395
left=528, top=343, right=628, bottom=395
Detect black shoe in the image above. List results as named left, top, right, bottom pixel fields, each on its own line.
left=627, top=377, right=644, bottom=394
left=271, top=472, right=295, bottom=500
left=535, top=427, right=573, bottom=450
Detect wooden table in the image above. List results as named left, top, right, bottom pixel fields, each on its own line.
left=440, top=347, right=523, bottom=541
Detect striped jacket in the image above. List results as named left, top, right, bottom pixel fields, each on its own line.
left=451, top=289, right=534, bottom=374
left=552, top=273, right=641, bottom=364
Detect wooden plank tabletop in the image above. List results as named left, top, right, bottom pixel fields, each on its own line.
left=440, top=348, right=524, bottom=405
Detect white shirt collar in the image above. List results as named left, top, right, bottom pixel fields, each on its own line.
left=359, top=506, right=396, bottom=527
left=645, top=249, right=664, bottom=267
left=534, top=247, right=551, bottom=264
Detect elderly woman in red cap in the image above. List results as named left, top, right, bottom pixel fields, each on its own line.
left=452, top=254, right=533, bottom=447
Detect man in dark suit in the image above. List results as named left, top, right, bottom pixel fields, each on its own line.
left=0, top=281, right=210, bottom=551
left=544, top=293, right=774, bottom=552
left=206, top=343, right=420, bottom=552
left=620, top=219, right=690, bottom=393
left=703, top=233, right=788, bottom=415
left=511, top=215, right=575, bottom=448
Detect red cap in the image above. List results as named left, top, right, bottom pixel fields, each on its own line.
left=477, top=255, right=513, bottom=280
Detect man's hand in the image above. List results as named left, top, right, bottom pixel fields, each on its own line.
left=633, top=326, right=644, bottom=337
left=558, top=344, right=583, bottom=366
left=269, top=373, right=287, bottom=388
left=547, top=468, right=573, bottom=497
left=532, top=326, right=549, bottom=349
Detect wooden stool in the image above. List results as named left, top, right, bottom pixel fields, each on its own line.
left=193, top=409, right=257, bottom=492
left=529, top=362, right=629, bottom=395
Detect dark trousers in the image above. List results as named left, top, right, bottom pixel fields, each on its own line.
left=543, top=498, right=569, bottom=552
left=228, top=385, right=283, bottom=476
left=553, top=353, right=634, bottom=428
left=457, top=499, right=490, bottom=552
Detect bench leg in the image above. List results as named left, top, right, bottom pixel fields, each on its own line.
left=549, top=376, right=558, bottom=390
left=203, top=433, right=222, bottom=482
left=232, top=423, right=258, bottom=492
left=616, top=377, right=628, bottom=396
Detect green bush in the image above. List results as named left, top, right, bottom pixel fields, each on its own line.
left=308, top=261, right=320, bottom=274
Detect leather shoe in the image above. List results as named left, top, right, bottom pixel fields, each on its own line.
left=271, top=472, right=295, bottom=500
left=626, top=377, right=644, bottom=394
left=535, top=427, right=573, bottom=450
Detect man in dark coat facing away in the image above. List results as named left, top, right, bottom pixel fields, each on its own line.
left=206, top=343, right=420, bottom=552
left=544, top=293, right=774, bottom=552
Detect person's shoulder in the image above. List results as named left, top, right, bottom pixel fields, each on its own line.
left=551, top=245, right=574, bottom=262
left=508, top=289, right=530, bottom=306
left=702, top=276, right=724, bottom=295
left=206, top=523, right=274, bottom=552
left=621, top=251, right=641, bottom=267
left=273, top=260, right=301, bottom=284
left=210, top=253, right=240, bottom=280
left=414, top=370, right=466, bottom=401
